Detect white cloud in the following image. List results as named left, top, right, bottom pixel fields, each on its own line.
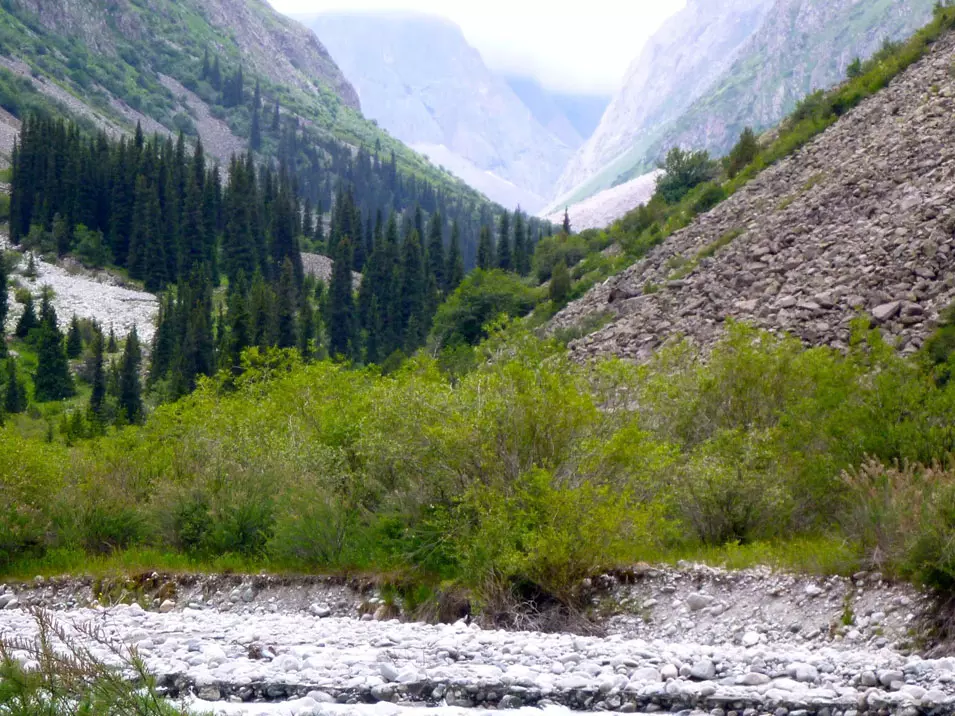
left=268, top=0, right=685, bottom=94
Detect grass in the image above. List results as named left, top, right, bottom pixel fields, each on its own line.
left=0, top=538, right=864, bottom=585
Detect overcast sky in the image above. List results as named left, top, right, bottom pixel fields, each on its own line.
left=267, top=0, right=686, bottom=95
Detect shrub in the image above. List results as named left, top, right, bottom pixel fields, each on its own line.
left=429, top=270, right=536, bottom=348
left=548, top=260, right=571, bottom=304
left=655, top=147, right=718, bottom=204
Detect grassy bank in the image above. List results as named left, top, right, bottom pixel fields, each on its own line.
left=3, top=322, right=955, bottom=612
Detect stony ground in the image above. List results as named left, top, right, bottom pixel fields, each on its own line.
left=0, top=565, right=951, bottom=715
left=545, top=172, right=661, bottom=233
left=552, top=30, right=955, bottom=361
left=2, top=233, right=159, bottom=341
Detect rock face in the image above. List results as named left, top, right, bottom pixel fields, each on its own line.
left=304, top=12, right=575, bottom=212
left=552, top=29, right=955, bottom=361
left=503, top=75, right=611, bottom=151
left=554, top=0, right=937, bottom=212
left=9, top=0, right=360, bottom=111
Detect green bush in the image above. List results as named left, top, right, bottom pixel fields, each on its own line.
left=655, top=147, right=718, bottom=204
left=429, top=270, right=536, bottom=348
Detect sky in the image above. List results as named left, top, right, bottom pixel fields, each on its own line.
left=267, top=0, right=686, bottom=95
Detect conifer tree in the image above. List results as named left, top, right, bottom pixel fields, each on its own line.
left=328, top=236, right=356, bottom=359
left=446, top=220, right=465, bottom=292
left=400, top=229, right=427, bottom=350
left=477, top=225, right=494, bottom=271
left=248, top=271, right=277, bottom=349
left=562, top=208, right=572, bottom=235
left=426, top=211, right=445, bottom=292
left=119, top=326, right=143, bottom=424
left=66, top=314, right=83, bottom=359
left=298, top=294, right=315, bottom=361
left=3, top=358, right=26, bottom=414
left=107, top=325, right=118, bottom=353
left=275, top=258, right=298, bottom=349
left=15, top=294, right=38, bottom=339
left=272, top=101, right=280, bottom=131
left=250, top=93, right=262, bottom=151
left=497, top=210, right=511, bottom=271
left=149, top=296, right=174, bottom=385
left=88, top=328, right=106, bottom=423
left=225, top=277, right=252, bottom=370
left=33, top=304, right=74, bottom=402
left=513, top=209, right=529, bottom=276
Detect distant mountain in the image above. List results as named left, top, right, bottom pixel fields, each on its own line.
left=302, top=11, right=575, bottom=212
left=503, top=75, right=610, bottom=150
left=553, top=0, right=938, bottom=213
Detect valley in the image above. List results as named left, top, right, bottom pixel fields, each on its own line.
left=3, top=0, right=955, bottom=714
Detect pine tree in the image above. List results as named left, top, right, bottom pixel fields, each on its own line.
left=52, top=213, right=71, bottom=257
left=399, top=229, right=427, bottom=350
left=88, top=328, right=106, bottom=423
left=66, top=314, right=83, bottom=359
left=250, top=103, right=262, bottom=151
left=272, top=101, right=280, bottom=131
left=328, top=236, right=356, bottom=359
left=497, top=210, right=512, bottom=271
left=14, top=294, right=38, bottom=339
left=446, top=220, right=465, bottom=292
left=513, top=209, right=529, bottom=276
left=33, top=307, right=74, bottom=402
left=3, top=358, right=26, bottom=414
left=119, top=326, right=143, bottom=424
left=107, top=326, right=118, bottom=353
left=477, top=225, right=494, bottom=271
left=426, top=211, right=445, bottom=293
left=562, top=208, right=572, bottom=236
left=298, top=294, right=315, bottom=360
left=225, top=277, right=252, bottom=370
left=275, top=257, right=298, bottom=349
left=248, top=271, right=276, bottom=349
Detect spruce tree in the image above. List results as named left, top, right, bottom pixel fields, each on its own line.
left=275, top=258, right=298, bottom=349
left=33, top=307, right=74, bottom=402
left=477, top=225, right=494, bottom=271
left=88, top=329, right=106, bottom=423
left=66, top=314, right=83, bottom=359
left=248, top=272, right=276, bottom=349
left=119, top=326, right=143, bottom=424
left=513, top=209, right=529, bottom=276
left=497, top=210, right=512, bottom=271
left=328, top=236, right=356, bottom=359
left=562, top=208, right=572, bottom=235
left=399, top=229, right=427, bottom=350
left=226, top=277, right=252, bottom=370
left=3, top=358, right=26, bottom=414
left=426, top=211, right=445, bottom=293
left=14, top=294, right=38, bottom=339
left=107, top=326, right=118, bottom=353
left=298, top=294, right=315, bottom=360
left=446, top=220, right=465, bottom=292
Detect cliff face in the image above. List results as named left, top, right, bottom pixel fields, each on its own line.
left=305, top=11, right=574, bottom=212
left=551, top=29, right=955, bottom=362
left=554, top=0, right=937, bottom=212
left=552, top=0, right=776, bottom=206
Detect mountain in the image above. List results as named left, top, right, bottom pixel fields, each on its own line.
left=553, top=0, right=938, bottom=213
left=301, top=11, right=575, bottom=213
left=503, top=75, right=610, bottom=150
left=0, top=0, right=492, bottom=216
left=551, top=20, right=955, bottom=361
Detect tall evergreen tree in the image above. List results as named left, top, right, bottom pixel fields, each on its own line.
left=298, top=294, right=315, bottom=361
left=0, top=249, right=7, bottom=356
left=3, top=358, right=26, bottom=414
left=66, top=314, right=83, bottom=359
left=119, top=326, right=143, bottom=424
left=562, top=208, right=572, bottom=235
left=328, top=236, right=356, bottom=359
left=225, top=276, right=252, bottom=370
left=513, top=209, right=529, bottom=276
left=33, top=306, right=74, bottom=402
left=426, top=211, right=445, bottom=292
left=88, top=328, right=106, bottom=423
left=399, top=229, right=427, bottom=350
left=497, top=210, right=512, bottom=271
left=275, top=258, right=298, bottom=349
left=477, top=225, right=494, bottom=271
left=107, top=326, right=118, bottom=353
left=14, top=294, right=38, bottom=340
left=446, top=220, right=465, bottom=292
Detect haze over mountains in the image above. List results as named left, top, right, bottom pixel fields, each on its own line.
left=553, top=0, right=940, bottom=216
left=301, top=11, right=609, bottom=213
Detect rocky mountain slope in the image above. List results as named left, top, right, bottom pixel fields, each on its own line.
left=553, top=0, right=938, bottom=214
left=553, top=27, right=955, bottom=362
left=302, top=11, right=575, bottom=212
left=0, top=0, right=483, bottom=206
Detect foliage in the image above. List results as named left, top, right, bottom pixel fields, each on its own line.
left=655, top=147, right=718, bottom=204
left=430, top=270, right=537, bottom=348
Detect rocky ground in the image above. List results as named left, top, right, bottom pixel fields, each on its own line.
left=2, top=233, right=159, bottom=341
left=545, top=172, right=661, bottom=233
left=552, top=30, right=955, bottom=362
left=0, top=565, right=950, bottom=715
